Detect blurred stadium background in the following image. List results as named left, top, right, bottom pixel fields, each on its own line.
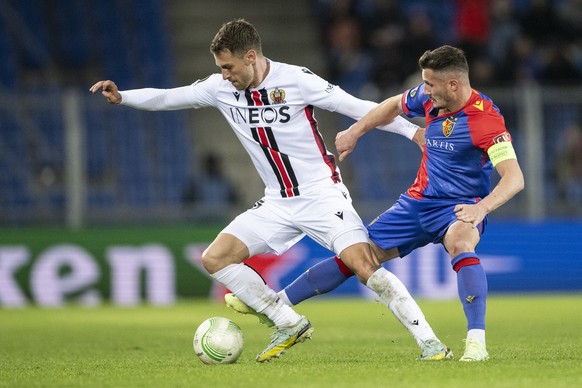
left=0, top=0, right=581, bottom=307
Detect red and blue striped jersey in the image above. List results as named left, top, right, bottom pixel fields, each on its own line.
left=401, top=84, right=512, bottom=200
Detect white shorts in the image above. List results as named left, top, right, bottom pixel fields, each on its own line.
left=221, top=182, right=369, bottom=257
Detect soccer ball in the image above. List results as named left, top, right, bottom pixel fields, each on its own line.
left=193, top=317, right=244, bottom=364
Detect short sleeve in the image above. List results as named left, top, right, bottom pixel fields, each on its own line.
left=469, top=109, right=510, bottom=152
left=401, top=84, right=429, bottom=118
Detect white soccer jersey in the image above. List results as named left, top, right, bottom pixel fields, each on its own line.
left=119, top=60, right=416, bottom=198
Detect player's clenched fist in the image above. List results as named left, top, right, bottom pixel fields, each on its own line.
left=89, top=80, right=122, bottom=104
left=335, top=126, right=361, bottom=161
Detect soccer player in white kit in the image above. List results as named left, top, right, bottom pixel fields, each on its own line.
left=90, top=19, right=451, bottom=362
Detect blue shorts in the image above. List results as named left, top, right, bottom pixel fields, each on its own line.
left=367, top=194, right=487, bottom=257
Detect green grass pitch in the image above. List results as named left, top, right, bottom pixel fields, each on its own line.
left=1, top=295, right=581, bottom=387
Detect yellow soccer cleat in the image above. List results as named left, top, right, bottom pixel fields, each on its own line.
left=419, top=339, right=454, bottom=361
left=256, top=316, right=314, bottom=362
left=224, top=293, right=275, bottom=327
left=459, top=339, right=490, bottom=362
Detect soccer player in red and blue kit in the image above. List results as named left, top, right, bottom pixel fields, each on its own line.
left=228, top=45, right=524, bottom=361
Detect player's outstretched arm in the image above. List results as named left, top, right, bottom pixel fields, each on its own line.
left=330, top=90, right=424, bottom=150
left=89, top=80, right=122, bottom=104
left=335, top=94, right=403, bottom=161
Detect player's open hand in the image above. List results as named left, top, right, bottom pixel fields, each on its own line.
left=454, top=203, right=487, bottom=228
left=89, top=80, right=122, bottom=104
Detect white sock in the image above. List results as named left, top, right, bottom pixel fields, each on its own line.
left=467, top=329, right=486, bottom=345
left=277, top=290, right=293, bottom=306
left=212, top=263, right=301, bottom=327
left=366, top=267, right=438, bottom=348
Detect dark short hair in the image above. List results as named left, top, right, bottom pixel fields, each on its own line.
left=418, top=45, right=469, bottom=74
left=210, top=19, right=262, bottom=57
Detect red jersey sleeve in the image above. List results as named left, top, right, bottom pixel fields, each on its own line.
left=467, top=99, right=511, bottom=152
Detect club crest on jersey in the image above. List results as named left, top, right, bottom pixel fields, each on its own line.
left=269, top=88, right=286, bottom=104
left=442, top=117, right=457, bottom=137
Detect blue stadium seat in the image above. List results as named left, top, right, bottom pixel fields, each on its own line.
left=52, top=0, right=91, bottom=69
left=93, top=0, right=134, bottom=86
left=0, top=16, right=18, bottom=89
left=152, top=113, right=194, bottom=204
left=0, top=0, right=192, bottom=225
left=130, top=0, right=173, bottom=86
left=12, top=0, right=52, bottom=70
left=0, top=118, right=35, bottom=212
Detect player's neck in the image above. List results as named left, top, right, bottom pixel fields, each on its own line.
left=250, top=57, right=270, bottom=89
left=445, top=87, right=473, bottom=114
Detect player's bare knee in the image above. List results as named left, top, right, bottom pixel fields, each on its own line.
left=446, top=240, right=475, bottom=258
left=444, top=223, right=479, bottom=257
left=201, top=234, right=249, bottom=274
left=201, top=249, right=216, bottom=275
left=200, top=248, right=221, bottom=274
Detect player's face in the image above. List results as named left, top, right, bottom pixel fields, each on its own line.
left=421, top=69, right=454, bottom=111
left=214, top=49, right=255, bottom=91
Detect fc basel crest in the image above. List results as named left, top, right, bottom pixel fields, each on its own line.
left=269, top=88, right=286, bottom=104
left=442, top=117, right=457, bottom=137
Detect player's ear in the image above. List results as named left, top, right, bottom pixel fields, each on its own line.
left=245, top=49, right=257, bottom=65
left=449, top=78, right=459, bottom=92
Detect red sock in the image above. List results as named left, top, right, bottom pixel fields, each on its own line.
left=333, top=256, right=354, bottom=276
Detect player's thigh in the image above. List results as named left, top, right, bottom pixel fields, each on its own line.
left=221, top=200, right=304, bottom=257
left=297, top=184, right=368, bottom=254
